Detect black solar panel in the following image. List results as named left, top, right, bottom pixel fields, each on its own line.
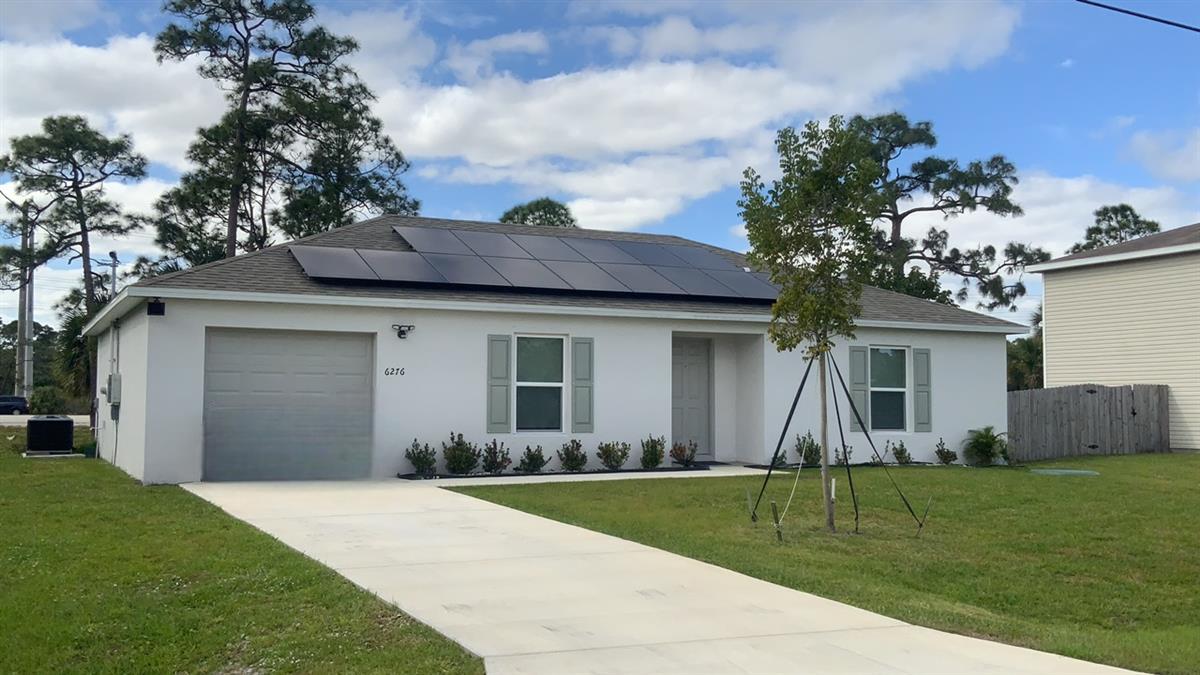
left=454, top=230, right=532, bottom=259
left=563, top=238, right=641, bottom=264
left=702, top=269, right=778, bottom=299
left=507, top=233, right=588, bottom=261
left=613, top=241, right=689, bottom=267
left=393, top=226, right=474, bottom=255
left=484, top=257, right=571, bottom=290
left=652, top=266, right=739, bottom=297
left=421, top=253, right=511, bottom=287
left=542, top=260, right=630, bottom=292
left=662, top=244, right=743, bottom=271
left=357, top=249, right=446, bottom=283
left=290, top=246, right=379, bottom=280
left=598, top=263, right=686, bottom=294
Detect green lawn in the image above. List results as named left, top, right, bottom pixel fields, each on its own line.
left=0, top=429, right=481, bottom=674
left=456, top=454, right=1200, bottom=674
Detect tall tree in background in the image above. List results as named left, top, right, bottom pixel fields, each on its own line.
left=848, top=113, right=1049, bottom=310
left=1067, top=204, right=1160, bottom=254
left=499, top=198, right=578, bottom=228
left=0, top=116, right=146, bottom=312
left=1007, top=305, right=1042, bottom=391
left=154, top=0, right=417, bottom=264
left=740, top=118, right=883, bottom=533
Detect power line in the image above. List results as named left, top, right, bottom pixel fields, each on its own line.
left=1075, top=0, right=1200, bottom=33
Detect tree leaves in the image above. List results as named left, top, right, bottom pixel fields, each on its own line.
left=1066, top=204, right=1160, bottom=254
left=499, top=198, right=577, bottom=228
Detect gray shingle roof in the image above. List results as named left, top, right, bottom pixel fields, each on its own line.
left=135, top=215, right=1023, bottom=330
left=1044, top=222, right=1200, bottom=265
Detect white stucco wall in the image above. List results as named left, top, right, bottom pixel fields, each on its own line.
left=97, top=296, right=1009, bottom=483
left=95, top=307, right=150, bottom=480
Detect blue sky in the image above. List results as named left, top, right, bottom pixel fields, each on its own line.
left=2, top=0, right=1198, bottom=325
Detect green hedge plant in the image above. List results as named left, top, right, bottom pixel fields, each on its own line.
left=640, top=435, right=666, bottom=469
left=442, top=432, right=481, bottom=474
left=892, top=440, right=912, bottom=465
left=963, top=426, right=1008, bottom=466
left=405, top=439, right=437, bottom=477
left=515, top=445, right=551, bottom=473
left=557, top=439, right=588, bottom=472
left=795, top=431, right=821, bottom=466
left=670, top=440, right=697, bottom=467
left=596, top=441, right=631, bottom=471
left=934, top=437, right=958, bottom=465
left=482, top=439, right=511, bottom=475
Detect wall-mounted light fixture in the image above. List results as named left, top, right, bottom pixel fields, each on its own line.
left=147, top=299, right=166, bottom=316
left=392, top=324, right=415, bottom=339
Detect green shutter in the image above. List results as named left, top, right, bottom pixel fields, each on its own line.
left=848, top=346, right=869, bottom=432
left=486, top=335, right=511, bottom=433
left=913, top=348, right=932, bottom=432
left=571, top=337, right=594, bottom=433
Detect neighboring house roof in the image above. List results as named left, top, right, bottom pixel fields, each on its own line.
left=86, top=215, right=1024, bottom=334
left=1028, top=222, right=1200, bottom=273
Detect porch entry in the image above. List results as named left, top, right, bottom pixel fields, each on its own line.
left=672, top=337, right=713, bottom=460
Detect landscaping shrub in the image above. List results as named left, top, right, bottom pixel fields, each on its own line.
left=934, top=437, right=958, bottom=465
left=596, top=441, right=631, bottom=470
left=835, top=445, right=853, bottom=466
left=29, top=387, right=67, bottom=414
left=892, top=440, right=912, bottom=465
left=405, top=439, right=437, bottom=476
left=557, top=439, right=588, bottom=472
left=515, top=445, right=551, bottom=473
left=795, top=431, right=821, bottom=466
left=482, top=439, right=511, bottom=475
left=442, top=432, right=481, bottom=474
left=639, top=435, right=666, bottom=469
left=770, top=450, right=790, bottom=468
left=669, top=440, right=697, bottom=467
left=962, top=426, right=1008, bottom=466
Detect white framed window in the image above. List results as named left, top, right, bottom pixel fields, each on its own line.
left=514, top=335, right=565, bottom=432
left=869, top=346, right=907, bottom=431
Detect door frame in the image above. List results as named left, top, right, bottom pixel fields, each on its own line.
left=671, top=335, right=714, bottom=461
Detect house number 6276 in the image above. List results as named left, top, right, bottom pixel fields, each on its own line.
left=383, top=367, right=405, bottom=376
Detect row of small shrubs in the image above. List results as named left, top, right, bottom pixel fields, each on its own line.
left=404, top=432, right=698, bottom=476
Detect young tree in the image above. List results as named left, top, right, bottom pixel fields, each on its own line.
left=0, top=116, right=146, bottom=312
left=739, top=118, right=883, bottom=533
left=1067, top=204, right=1160, bottom=254
left=499, top=198, right=578, bottom=228
left=848, top=113, right=1049, bottom=310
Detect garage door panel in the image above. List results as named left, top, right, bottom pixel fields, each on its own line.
left=204, top=329, right=374, bottom=481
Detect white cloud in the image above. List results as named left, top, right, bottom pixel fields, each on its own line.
left=444, top=30, right=549, bottom=82
left=322, top=6, right=437, bottom=90
left=1128, top=128, right=1200, bottom=182
left=0, top=35, right=225, bottom=171
left=0, top=0, right=109, bottom=40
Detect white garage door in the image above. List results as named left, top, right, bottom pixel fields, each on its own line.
left=203, top=328, right=374, bottom=480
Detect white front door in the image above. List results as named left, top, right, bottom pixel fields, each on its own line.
left=672, top=337, right=712, bottom=460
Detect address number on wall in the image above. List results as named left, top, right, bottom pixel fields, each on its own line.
left=383, top=367, right=406, bottom=376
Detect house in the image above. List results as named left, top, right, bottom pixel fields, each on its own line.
left=1027, top=223, right=1200, bottom=451
left=83, top=216, right=1022, bottom=483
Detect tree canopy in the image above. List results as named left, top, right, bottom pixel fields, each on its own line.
left=1067, top=204, right=1160, bottom=254
left=499, top=198, right=578, bottom=228
left=848, top=112, right=1049, bottom=311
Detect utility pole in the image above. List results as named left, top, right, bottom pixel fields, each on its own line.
left=22, top=225, right=34, bottom=400
left=14, top=221, right=28, bottom=396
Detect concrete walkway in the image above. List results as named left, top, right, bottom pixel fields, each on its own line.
left=185, top=480, right=1135, bottom=674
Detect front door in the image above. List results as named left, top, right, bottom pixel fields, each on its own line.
left=672, top=337, right=712, bottom=460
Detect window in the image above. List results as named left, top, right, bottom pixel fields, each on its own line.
left=869, top=347, right=906, bottom=431
left=515, top=336, right=564, bottom=431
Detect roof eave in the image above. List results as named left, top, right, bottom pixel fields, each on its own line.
left=1027, top=242, right=1200, bottom=273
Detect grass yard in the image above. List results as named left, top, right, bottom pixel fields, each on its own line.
left=457, top=454, right=1200, bottom=674
left=0, top=429, right=481, bottom=674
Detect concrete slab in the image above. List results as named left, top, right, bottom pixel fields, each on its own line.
left=185, top=480, right=1138, bottom=675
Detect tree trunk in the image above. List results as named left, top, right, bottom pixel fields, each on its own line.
left=225, top=86, right=252, bottom=258
left=819, top=351, right=835, bottom=533
left=74, top=184, right=96, bottom=312
left=889, top=214, right=906, bottom=278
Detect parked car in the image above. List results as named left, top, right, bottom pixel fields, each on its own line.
left=0, top=396, right=30, bottom=415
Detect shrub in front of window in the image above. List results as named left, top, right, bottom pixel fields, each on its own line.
left=557, top=439, right=588, bottom=472
left=934, top=437, right=958, bottom=465
left=962, top=426, right=1008, bottom=466
left=795, top=431, right=821, bottom=466
left=515, top=445, right=551, bottom=473
left=892, top=440, right=912, bottom=465
left=443, top=432, right=482, bottom=474
left=405, top=439, right=437, bottom=477
left=482, top=439, right=511, bottom=475
left=835, top=445, right=853, bottom=466
left=640, top=435, right=666, bottom=469
left=670, top=440, right=698, bottom=467
left=596, top=441, right=631, bottom=471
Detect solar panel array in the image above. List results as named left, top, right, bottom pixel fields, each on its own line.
left=288, top=226, right=778, bottom=301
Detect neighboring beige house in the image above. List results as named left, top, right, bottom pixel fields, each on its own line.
left=1028, top=223, right=1200, bottom=450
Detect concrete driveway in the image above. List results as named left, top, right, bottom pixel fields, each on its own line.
left=186, top=481, right=1135, bottom=674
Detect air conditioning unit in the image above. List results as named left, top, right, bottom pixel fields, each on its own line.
left=26, top=415, right=74, bottom=455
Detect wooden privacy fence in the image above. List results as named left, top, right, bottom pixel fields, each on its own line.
left=1007, top=384, right=1170, bottom=462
